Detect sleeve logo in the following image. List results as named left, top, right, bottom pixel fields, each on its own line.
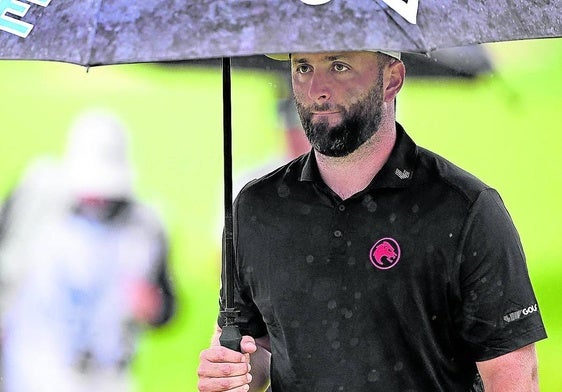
left=503, top=304, right=538, bottom=323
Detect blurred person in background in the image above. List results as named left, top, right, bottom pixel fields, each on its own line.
left=0, top=108, right=175, bottom=392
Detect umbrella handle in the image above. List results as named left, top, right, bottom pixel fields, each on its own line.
left=219, top=323, right=242, bottom=352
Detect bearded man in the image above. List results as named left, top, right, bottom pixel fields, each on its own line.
left=197, top=51, right=546, bottom=392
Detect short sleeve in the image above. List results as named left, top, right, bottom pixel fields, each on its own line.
left=217, top=250, right=268, bottom=337
left=456, top=189, right=546, bottom=361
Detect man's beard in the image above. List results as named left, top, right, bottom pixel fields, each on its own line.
left=295, top=73, right=384, bottom=158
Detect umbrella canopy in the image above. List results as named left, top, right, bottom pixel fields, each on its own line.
left=0, top=0, right=561, bottom=66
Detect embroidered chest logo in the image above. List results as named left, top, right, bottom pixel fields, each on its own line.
left=369, top=237, right=401, bottom=270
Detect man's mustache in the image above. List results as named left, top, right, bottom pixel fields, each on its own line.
left=306, top=103, right=345, bottom=112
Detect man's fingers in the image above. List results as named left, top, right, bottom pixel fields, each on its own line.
left=240, top=336, right=257, bottom=354
left=198, top=372, right=252, bottom=391
left=198, top=358, right=250, bottom=378
left=197, top=355, right=252, bottom=392
left=198, top=331, right=260, bottom=392
left=198, top=346, right=251, bottom=377
left=201, top=345, right=247, bottom=364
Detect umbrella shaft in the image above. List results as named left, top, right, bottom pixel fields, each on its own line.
left=222, top=57, right=235, bottom=310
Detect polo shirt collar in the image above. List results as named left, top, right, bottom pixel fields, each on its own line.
left=299, top=122, right=417, bottom=190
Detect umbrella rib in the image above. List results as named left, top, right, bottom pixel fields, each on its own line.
left=84, top=0, right=105, bottom=66
left=380, top=2, right=433, bottom=53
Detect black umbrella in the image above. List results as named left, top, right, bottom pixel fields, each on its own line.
left=1, top=0, right=560, bottom=351
left=1, top=0, right=561, bottom=65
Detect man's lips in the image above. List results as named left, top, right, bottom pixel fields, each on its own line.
left=312, top=111, right=340, bottom=115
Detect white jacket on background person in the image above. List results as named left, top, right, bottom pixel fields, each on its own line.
left=0, top=109, right=175, bottom=392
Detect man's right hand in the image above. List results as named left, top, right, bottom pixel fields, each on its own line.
left=197, top=334, right=258, bottom=392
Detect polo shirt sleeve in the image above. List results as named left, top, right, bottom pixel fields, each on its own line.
left=216, top=248, right=268, bottom=338
left=456, top=188, right=547, bottom=361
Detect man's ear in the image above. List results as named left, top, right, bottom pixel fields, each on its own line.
left=384, top=60, right=405, bottom=102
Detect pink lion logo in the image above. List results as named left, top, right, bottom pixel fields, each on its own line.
left=369, top=238, right=401, bottom=270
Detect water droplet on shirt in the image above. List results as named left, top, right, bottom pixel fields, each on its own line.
left=277, top=184, right=290, bottom=198
left=326, top=323, right=339, bottom=341
left=312, top=225, right=322, bottom=236
left=367, top=369, right=379, bottom=382
left=362, top=196, right=377, bottom=212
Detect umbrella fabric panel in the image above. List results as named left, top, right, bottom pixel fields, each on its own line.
left=1, top=0, right=561, bottom=66
left=415, top=1, right=561, bottom=49
left=0, top=0, right=98, bottom=64
left=83, top=0, right=562, bottom=63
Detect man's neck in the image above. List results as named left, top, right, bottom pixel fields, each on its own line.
left=315, top=121, right=397, bottom=200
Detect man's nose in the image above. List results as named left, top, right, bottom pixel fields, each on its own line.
left=308, top=72, right=332, bottom=102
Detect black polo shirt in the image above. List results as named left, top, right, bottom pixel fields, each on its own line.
left=219, top=123, right=546, bottom=391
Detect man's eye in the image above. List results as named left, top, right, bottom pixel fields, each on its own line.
left=296, top=64, right=312, bottom=74
left=333, top=63, right=349, bottom=72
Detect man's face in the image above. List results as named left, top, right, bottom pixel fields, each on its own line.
left=291, top=51, right=386, bottom=157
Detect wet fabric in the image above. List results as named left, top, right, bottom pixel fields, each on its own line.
left=218, top=123, right=546, bottom=391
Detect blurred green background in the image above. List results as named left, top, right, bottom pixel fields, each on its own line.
left=1, top=38, right=560, bottom=390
